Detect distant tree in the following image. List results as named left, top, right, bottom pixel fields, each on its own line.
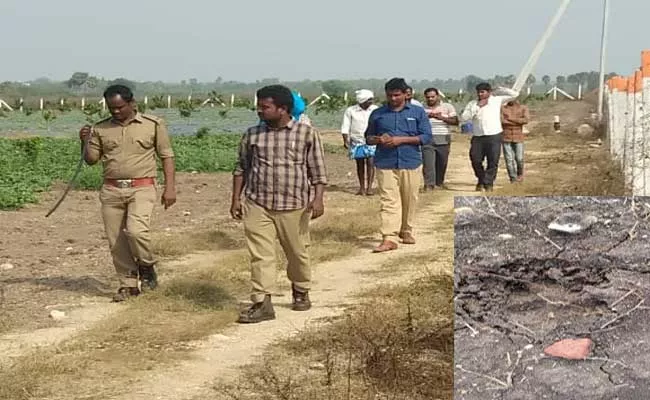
left=504, top=75, right=516, bottom=86
left=107, top=77, right=136, bottom=92
left=464, top=75, right=485, bottom=92
left=321, top=80, right=349, bottom=97
left=556, top=75, right=566, bottom=86
left=526, top=74, right=536, bottom=87
left=67, top=72, right=89, bottom=90
left=542, top=75, right=551, bottom=87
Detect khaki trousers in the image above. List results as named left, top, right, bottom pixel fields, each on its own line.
left=99, top=184, right=157, bottom=287
left=243, top=199, right=311, bottom=303
left=376, top=167, right=422, bottom=242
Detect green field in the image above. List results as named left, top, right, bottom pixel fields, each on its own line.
left=0, top=134, right=243, bottom=210
left=0, top=104, right=349, bottom=210
left=0, top=133, right=344, bottom=210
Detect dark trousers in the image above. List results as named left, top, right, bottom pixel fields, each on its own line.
left=422, top=144, right=450, bottom=186
left=469, top=134, right=502, bottom=186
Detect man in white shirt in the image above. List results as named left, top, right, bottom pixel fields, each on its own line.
left=460, top=82, right=519, bottom=192
left=422, top=88, right=459, bottom=191
left=341, top=89, right=379, bottom=195
left=406, top=86, right=424, bottom=108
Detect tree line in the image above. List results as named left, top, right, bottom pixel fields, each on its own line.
left=0, top=70, right=618, bottom=101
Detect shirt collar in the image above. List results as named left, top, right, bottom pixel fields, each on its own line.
left=261, top=118, right=295, bottom=131
left=111, top=112, right=143, bottom=126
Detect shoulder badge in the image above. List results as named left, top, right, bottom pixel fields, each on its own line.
left=141, top=113, right=163, bottom=125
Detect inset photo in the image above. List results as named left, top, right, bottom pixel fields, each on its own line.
left=454, top=196, right=650, bottom=400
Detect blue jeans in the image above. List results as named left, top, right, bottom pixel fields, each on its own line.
left=502, top=142, right=524, bottom=181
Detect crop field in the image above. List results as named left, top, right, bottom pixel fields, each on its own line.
left=0, top=107, right=345, bottom=138
left=0, top=105, right=350, bottom=210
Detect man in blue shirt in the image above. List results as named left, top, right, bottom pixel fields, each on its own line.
left=365, top=77, right=433, bottom=253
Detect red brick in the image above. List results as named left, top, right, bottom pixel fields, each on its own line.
left=544, top=338, right=593, bottom=360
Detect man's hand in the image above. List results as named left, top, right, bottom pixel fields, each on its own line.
left=429, top=111, right=444, bottom=120
left=79, top=125, right=92, bottom=142
left=161, top=186, right=176, bottom=210
left=230, top=200, right=243, bottom=220
left=308, top=197, right=324, bottom=219
left=381, top=135, right=400, bottom=148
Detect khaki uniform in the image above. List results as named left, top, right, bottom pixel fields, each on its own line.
left=87, top=113, right=174, bottom=288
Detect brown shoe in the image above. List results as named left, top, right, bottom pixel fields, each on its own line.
left=112, top=287, right=140, bottom=302
left=291, top=284, right=311, bottom=311
left=399, top=232, right=416, bottom=244
left=373, top=240, right=398, bottom=253
left=238, top=295, right=276, bottom=324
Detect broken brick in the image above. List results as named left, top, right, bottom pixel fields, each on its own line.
left=544, top=338, right=593, bottom=360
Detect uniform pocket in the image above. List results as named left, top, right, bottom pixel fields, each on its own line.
left=133, top=134, right=155, bottom=150
left=102, top=137, right=120, bottom=152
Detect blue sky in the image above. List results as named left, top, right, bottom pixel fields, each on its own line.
left=0, top=0, right=647, bottom=82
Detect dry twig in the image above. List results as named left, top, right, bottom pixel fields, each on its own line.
left=600, top=299, right=645, bottom=330
left=534, top=229, right=563, bottom=250
left=610, top=289, right=636, bottom=309
left=456, top=365, right=509, bottom=388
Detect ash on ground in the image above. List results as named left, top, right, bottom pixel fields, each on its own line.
left=454, top=196, right=650, bottom=400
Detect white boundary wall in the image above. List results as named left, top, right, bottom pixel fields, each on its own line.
left=605, top=51, right=650, bottom=195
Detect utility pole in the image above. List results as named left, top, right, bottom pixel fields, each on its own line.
left=597, top=0, right=610, bottom=122
left=513, top=0, right=573, bottom=93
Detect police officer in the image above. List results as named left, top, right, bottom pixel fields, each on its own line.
left=79, top=84, right=177, bottom=302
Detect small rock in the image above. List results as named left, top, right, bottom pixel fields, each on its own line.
left=464, top=284, right=481, bottom=293
left=455, top=207, right=475, bottom=226
left=548, top=212, right=598, bottom=234
left=1, top=263, right=15, bottom=271
left=49, top=310, right=66, bottom=320
left=498, top=234, right=514, bottom=240
left=309, top=362, right=326, bottom=371
left=65, top=247, right=73, bottom=252
left=576, top=124, right=595, bottom=136
left=211, top=334, right=231, bottom=341
left=191, top=170, right=198, bottom=174
left=544, top=338, right=593, bottom=360
left=524, top=344, right=534, bottom=350
left=183, top=211, right=191, bottom=216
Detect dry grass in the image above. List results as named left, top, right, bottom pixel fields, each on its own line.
left=215, top=273, right=453, bottom=400
left=152, top=226, right=245, bottom=258
left=0, top=199, right=382, bottom=400
left=490, top=133, right=628, bottom=197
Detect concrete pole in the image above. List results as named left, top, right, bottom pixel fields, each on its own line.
left=513, top=0, right=573, bottom=93
left=597, top=0, right=610, bottom=121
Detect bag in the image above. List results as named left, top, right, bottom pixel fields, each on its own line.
left=460, top=122, right=473, bottom=134
left=351, top=143, right=376, bottom=160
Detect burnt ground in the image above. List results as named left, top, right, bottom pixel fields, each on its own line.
left=454, top=196, right=650, bottom=400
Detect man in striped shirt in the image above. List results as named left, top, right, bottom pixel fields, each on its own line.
left=231, top=85, right=328, bottom=324
left=422, top=88, right=459, bottom=191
